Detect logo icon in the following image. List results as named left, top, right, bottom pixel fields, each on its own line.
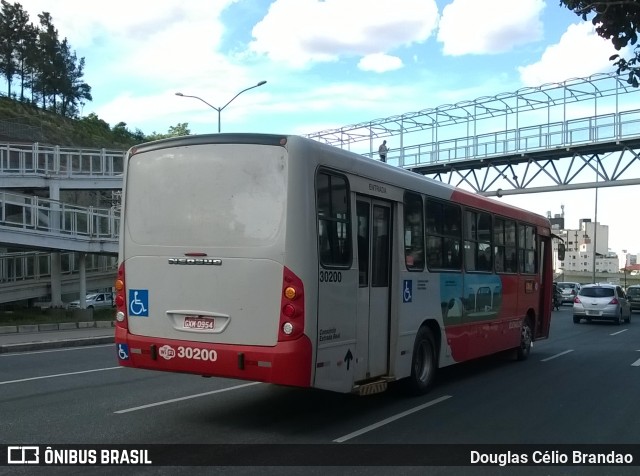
left=403, top=280, right=413, bottom=303
left=128, top=289, right=149, bottom=317
left=159, top=345, right=175, bottom=360
left=117, top=343, right=129, bottom=360
left=7, top=446, right=39, bottom=464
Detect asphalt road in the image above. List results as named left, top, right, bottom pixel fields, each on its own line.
left=2, top=307, right=640, bottom=476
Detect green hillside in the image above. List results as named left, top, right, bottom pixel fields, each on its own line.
left=0, top=96, right=141, bottom=149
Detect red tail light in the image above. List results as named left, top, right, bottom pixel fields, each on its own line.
left=609, top=298, right=619, bottom=305
left=278, top=267, right=305, bottom=341
left=114, top=262, right=128, bottom=329
left=574, top=296, right=581, bottom=304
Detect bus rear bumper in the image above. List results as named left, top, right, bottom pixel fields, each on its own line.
left=115, top=326, right=312, bottom=388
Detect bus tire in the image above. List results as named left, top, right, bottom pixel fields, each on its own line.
left=516, top=318, right=532, bottom=361
left=405, top=326, right=437, bottom=396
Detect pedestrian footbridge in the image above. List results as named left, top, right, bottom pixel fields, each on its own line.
left=1, top=143, right=123, bottom=305
left=3, top=72, right=640, bottom=306
left=0, top=251, right=116, bottom=305
left=0, top=190, right=118, bottom=254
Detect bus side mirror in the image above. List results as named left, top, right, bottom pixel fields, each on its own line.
left=557, top=243, right=566, bottom=261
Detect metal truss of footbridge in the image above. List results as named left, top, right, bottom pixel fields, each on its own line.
left=305, top=72, right=640, bottom=198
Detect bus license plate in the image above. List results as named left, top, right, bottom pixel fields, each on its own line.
left=183, top=316, right=215, bottom=330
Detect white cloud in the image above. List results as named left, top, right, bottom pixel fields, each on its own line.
left=248, top=0, right=438, bottom=68
left=358, top=54, right=404, bottom=73
left=518, top=22, right=622, bottom=86
left=17, top=0, right=231, bottom=48
left=17, top=0, right=237, bottom=87
left=437, top=0, right=545, bottom=55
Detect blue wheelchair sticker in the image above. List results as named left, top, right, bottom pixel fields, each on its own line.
left=117, top=343, right=129, bottom=360
left=128, top=289, right=149, bottom=317
left=403, top=280, right=413, bottom=303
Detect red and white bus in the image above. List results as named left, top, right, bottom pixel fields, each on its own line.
left=114, top=134, right=555, bottom=395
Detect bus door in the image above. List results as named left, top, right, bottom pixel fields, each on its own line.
left=538, top=234, right=552, bottom=338
left=355, top=196, right=392, bottom=380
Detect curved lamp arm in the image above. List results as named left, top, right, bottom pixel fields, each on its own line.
left=175, top=80, right=267, bottom=133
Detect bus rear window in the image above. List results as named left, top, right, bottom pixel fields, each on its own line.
left=125, top=144, right=286, bottom=247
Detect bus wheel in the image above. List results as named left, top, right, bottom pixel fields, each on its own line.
left=405, top=326, right=437, bottom=395
left=516, top=319, right=532, bottom=361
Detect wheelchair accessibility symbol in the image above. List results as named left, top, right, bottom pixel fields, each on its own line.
left=403, top=280, right=412, bottom=303
left=117, top=343, right=129, bottom=360
left=128, top=289, right=149, bottom=317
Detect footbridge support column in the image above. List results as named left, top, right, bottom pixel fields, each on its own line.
left=50, top=253, right=63, bottom=307
left=78, top=253, right=87, bottom=308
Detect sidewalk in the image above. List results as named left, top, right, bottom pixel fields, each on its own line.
left=0, top=321, right=115, bottom=354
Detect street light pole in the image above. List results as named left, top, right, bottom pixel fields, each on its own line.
left=175, top=80, right=267, bottom=133
left=592, top=157, right=599, bottom=284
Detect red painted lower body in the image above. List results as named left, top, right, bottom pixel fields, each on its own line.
left=115, top=326, right=313, bottom=388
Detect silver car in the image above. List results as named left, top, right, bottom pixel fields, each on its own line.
left=627, top=285, right=640, bottom=313
left=68, top=292, right=114, bottom=310
left=573, top=283, right=631, bottom=324
left=557, top=281, right=581, bottom=305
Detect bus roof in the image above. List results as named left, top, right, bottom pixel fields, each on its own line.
left=127, top=133, right=550, bottom=230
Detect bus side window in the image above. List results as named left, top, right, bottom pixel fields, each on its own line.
left=426, top=198, right=461, bottom=270
left=403, top=192, right=424, bottom=271
left=494, top=247, right=504, bottom=272
left=464, top=209, right=492, bottom=272
left=504, top=219, right=517, bottom=273
left=357, top=201, right=369, bottom=287
left=372, top=206, right=390, bottom=287
left=494, top=218, right=505, bottom=273
left=316, top=171, right=351, bottom=268
left=518, top=224, right=536, bottom=274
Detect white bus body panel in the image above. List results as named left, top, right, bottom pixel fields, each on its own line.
left=122, top=142, right=287, bottom=347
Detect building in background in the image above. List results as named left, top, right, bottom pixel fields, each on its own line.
left=550, top=206, right=622, bottom=279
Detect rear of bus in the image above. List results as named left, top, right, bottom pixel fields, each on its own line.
left=114, top=134, right=312, bottom=387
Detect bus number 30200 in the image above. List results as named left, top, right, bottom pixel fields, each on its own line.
left=319, top=271, right=342, bottom=283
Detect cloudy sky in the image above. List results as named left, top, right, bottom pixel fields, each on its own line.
left=9, top=0, right=621, bottom=136
left=5, top=0, right=639, bottom=261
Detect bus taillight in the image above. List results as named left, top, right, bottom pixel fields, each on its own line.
left=279, top=267, right=305, bottom=341
left=114, top=263, right=128, bottom=328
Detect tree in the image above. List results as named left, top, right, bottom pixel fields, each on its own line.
left=56, top=38, right=92, bottom=117
left=79, top=112, right=111, bottom=134
left=167, top=122, right=190, bottom=137
left=31, top=12, right=60, bottom=111
left=560, top=1, right=640, bottom=86
left=13, top=8, right=37, bottom=102
left=146, top=123, right=191, bottom=141
left=0, top=0, right=19, bottom=96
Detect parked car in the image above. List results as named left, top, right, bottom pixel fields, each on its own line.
left=68, top=292, right=114, bottom=310
left=573, top=283, right=631, bottom=324
left=557, top=281, right=581, bottom=305
left=627, top=285, right=640, bottom=313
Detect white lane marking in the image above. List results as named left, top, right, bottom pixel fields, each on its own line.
left=0, top=344, right=113, bottom=357
left=114, top=382, right=262, bottom=414
left=333, top=395, right=452, bottom=443
left=632, top=358, right=640, bottom=367
left=0, top=366, right=122, bottom=385
left=610, top=329, right=629, bottom=336
left=541, top=350, right=574, bottom=362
